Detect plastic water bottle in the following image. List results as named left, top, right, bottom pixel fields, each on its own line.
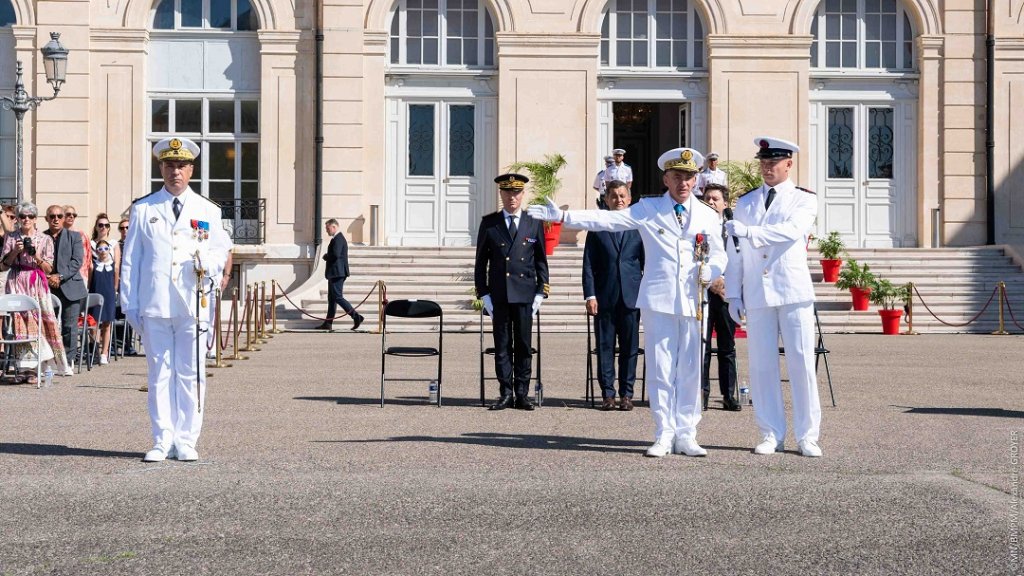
left=428, top=380, right=438, bottom=404
left=739, top=382, right=750, bottom=406
left=43, top=367, right=54, bottom=388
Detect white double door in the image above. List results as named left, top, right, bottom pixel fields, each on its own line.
left=387, top=97, right=496, bottom=246
left=810, top=99, right=917, bottom=247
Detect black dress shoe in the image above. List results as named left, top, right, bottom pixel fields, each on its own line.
left=489, top=395, right=514, bottom=411
left=351, top=313, right=364, bottom=331
left=722, top=399, right=742, bottom=412
left=314, top=323, right=332, bottom=331
left=515, top=398, right=536, bottom=411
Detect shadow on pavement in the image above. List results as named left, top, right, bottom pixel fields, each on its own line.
left=0, top=443, right=140, bottom=459
left=295, top=395, right=603, bottom=409
left=317, top=432, right=649, bottom=454
left=898, top=406, right=1024, bottom=419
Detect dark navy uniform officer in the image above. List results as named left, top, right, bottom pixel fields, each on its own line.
left=474, top=173, right=550, bottom=411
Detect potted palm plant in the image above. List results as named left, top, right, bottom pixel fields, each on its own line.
left=869, top=279, right=910, bottom=335
left=835, top=259, right=876, bottom=311
left=816, top=231, right=846, bottom=283
left=721, top=160, right=764, bottom=208
left=510, top=153, right=568, bottom=256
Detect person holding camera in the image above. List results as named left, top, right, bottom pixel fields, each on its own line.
left=0, top=201, right=71, bottom=383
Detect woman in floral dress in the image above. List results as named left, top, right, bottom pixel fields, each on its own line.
left=0, top=201, right=69, bottom=383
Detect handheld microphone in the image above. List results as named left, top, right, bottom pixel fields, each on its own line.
left=722, top=207, right=740, bottom=253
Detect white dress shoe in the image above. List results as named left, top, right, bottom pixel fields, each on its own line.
left=798, top=439, right=823, bottom=457
left=176, top=446, right=199, bottom=461
left=673, top=437, right=708, bottom=457
left=645, top=439, right=673, bottom=458
left=754, top=437, right=784, bottom=455
left=143, top=447, right=170, bottom=462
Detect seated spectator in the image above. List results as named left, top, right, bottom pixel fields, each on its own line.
left=0, top=201, right=70, bottom=382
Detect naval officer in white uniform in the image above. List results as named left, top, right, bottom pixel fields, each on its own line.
left=529, top=148, right=726, bottom=457
left=121, top=137, right=233, bottom=462
left=724, top=136, right=823, bottom=457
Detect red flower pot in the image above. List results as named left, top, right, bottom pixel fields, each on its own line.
left=542, top=221, right=562, bottom=256
left=850, top=286, right=872, bottom=311
left=820, top=259, right=842, bottom=283
left=878, top=309, right=903, bottom=335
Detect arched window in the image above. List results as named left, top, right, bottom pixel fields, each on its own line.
left=0, top=0, right=15, bottom=201
left=810, top=0, right=915, bottom=70
left=148, top=0, right=261, bottom=242
left=0, top=0, right=14, bottom=27
left=388, top=0, right=495, bottom=68
left=152, top=0, right=259, bottom=31
left=600, top=0, right=706, bottom=70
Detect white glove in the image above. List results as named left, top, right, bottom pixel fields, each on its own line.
left=727, top=298, right=745, bottom=325
left=725, top=220, right=749, bottom=238
left=126, top=309, right=144, bottom=336
left=699, top=267, right=712, bottom=285
left=532, top=294, right=544, bottom=315
left=526, top=198, right=563, bottom=223
left=481, top=295, right=494, bottom=317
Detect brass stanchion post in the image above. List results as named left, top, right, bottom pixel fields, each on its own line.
left=992, top=281, right=1009, bottom=335
left=242, top=284, right=261, bottom=352
left=259, top=281, right=272, bottom=339
left=229, top=287, right=248, bottom=360
left=902, top=282, right=919, bottom=335
left=270, top=280, right=283, bottom=333
left=209, top=288, right=232, bottom=368
left=377, top=280, right=385, bottom=334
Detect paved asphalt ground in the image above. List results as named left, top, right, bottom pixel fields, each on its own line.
left=1, top=329, right=1021, bottom=575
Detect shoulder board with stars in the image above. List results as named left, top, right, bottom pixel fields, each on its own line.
left=796, top=186, right=816, bottom=195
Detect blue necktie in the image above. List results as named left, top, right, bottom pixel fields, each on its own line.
left=674, top=203, right=686, bottom=227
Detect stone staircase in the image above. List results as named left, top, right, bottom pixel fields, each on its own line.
left=277, top=245, right=1024, bottom=334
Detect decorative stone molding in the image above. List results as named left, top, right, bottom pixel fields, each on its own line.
left=90, top=28, right=149, bottom=53
left=708, top=34, right=814, bottom=60
left=497, top=33, right=601, bottom=58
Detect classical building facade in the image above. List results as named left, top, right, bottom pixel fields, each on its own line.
left=0, top=0, right=1022, bottom=288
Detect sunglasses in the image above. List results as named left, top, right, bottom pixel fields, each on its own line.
left=118, top=226, right=128, bottom=231
left=17, top=214, right=35, bottom=219
left=47, top=213, right=64, bottom=219
left=97, top=246, right=111, bottom=252
left=65, top=213, right=77, bottom=218
left=97, top=223, right=110, bottom=228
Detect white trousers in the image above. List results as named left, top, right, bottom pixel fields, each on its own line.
left=746, top=302, right=822, bottom=444
left=643, top=310, right=703, bottom=443
left=141, top=316, right=206, bottom=451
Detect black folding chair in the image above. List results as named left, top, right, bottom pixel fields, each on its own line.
left=78, top=293, right=104, bottom=372
left=778, top=305, right=836, bottom=407
left=585, top=312, right=645, bottom=407
left=478, top=308, right=543, bottom=407
left=380, top=299, right=443, bottom=407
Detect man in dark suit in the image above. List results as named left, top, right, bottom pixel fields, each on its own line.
left=701, top=184, right=740, bottom=411
left=43, top=204, right=88, bottom=375
left=583, top=180, right=645, bottom=411
left=475, top=173, right=549, bottom=411
left=315, top=218, right=364, bottom=331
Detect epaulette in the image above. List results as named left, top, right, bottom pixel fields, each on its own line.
left=131, top=190, right=159, bottom=204
left=194, top=193, right=222, bottom=207
left=796, top=186, right=816, bottom=195
left=736, top=187, right=759, bottom=198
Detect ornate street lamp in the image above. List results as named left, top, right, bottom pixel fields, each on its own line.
left=1, top=32, right=69, bottom=204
